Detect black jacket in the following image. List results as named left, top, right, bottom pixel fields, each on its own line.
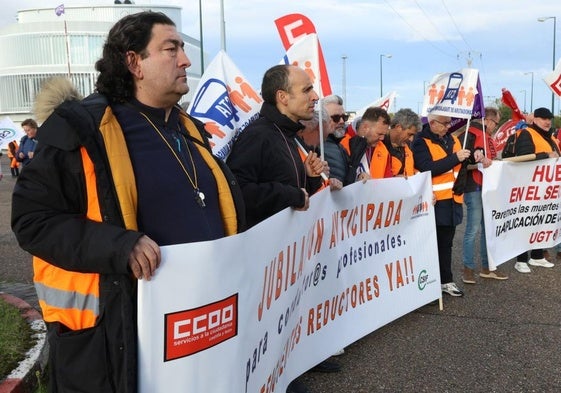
left=324, top=133, right=349, bottom=184
left=12, top=91, right=245, bottom=392
left=227, top=102, right=322, bottom=228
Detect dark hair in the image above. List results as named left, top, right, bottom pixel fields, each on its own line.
left=21, top=118, right=38, bottom=129
left=362, top=106, right=390, bottom=125
left=261, top=65, right=291, bottom=105
left=95, top=11, right=175, bottom=103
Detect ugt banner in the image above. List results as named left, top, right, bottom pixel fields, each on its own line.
left=482, top=159, right=561, bottom=267
left=138, top=172, right=441, bottom=392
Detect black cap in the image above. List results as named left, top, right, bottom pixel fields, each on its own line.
left=533, top=107, right=554, bottom=119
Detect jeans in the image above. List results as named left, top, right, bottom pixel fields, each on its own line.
left=462, top=191, right=488, bottom=270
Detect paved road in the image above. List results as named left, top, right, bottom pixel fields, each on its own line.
left=1, top=153, right=560, bottom=392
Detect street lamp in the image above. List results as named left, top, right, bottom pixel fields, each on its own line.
left=341, top=55, right=348, bottom=105
left=379, top=54, right=392, bottom=97
left=520, top=90, right=527, bottom=113
left=524, top=71, right=534, bottom=112
left=538, top=16, right=556, bottom=116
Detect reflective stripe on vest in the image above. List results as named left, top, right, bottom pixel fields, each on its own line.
left=33, top=147, right=101, bottom=330
left=424, top=136, right=463, bottom=203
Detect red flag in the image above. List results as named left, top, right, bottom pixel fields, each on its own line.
left=274, top=14, right=332, bottom=96
left=501, top=88, right=525, bottom=122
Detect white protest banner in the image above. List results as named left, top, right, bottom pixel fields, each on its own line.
left=280, top=33, right=323, bottom=97
left=138, top=172, right=440, bottom=393
left=482, top=159, right=561, bottom=267
left=0, top=117, right=25, bottom=149
left=421, top=68, right=479, bottom=119
left=188, top=50, right=261, bottom=160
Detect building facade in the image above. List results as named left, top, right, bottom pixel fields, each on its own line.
left=0, top=3, right=202, bottom=124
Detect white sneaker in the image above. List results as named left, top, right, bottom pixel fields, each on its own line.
left=441, top=282, right=464, bottom=297
left=333, top=348, right=345, bottom=356
left=528, top=258, right=555, bottom=268
left=514, top=262, right=531, bottom=273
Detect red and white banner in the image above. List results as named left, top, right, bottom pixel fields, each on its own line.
left=187, top=51, right=261, bottom=160
left=274, top=13, right=332, bottom=97
left=421, top=68, right=479, bottom=119
left=543, top=58, right=561, bottom=97
left=482, top=159, right=561, bottom=268
left=138, top=173, right=440, bottom=393
left=280, top=34, right=323, bottom=98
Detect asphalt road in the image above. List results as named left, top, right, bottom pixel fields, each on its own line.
left=1, top=153, right=560, bottom=392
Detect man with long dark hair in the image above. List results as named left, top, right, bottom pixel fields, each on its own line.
left=12, top=11, right=244, bottom=392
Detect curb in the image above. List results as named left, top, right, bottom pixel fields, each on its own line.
left=0, top=292, right=48, bottom=393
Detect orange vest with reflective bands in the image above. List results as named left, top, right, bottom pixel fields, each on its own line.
left=33, top=107, right=238, bottom=330
left=423, top=135, right=463, bottom=204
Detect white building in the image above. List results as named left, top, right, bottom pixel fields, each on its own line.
left=0, top=2, right=202, bottom=124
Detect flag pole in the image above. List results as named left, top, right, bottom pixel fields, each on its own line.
left=64, top=20, right=71, bottom=77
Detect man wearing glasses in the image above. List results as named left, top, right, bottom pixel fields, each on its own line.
left=323, top=94, right=350, bottom=184
left=412, top=114, right=471, bottom=297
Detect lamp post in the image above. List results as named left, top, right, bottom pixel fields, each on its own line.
left=538, top=16, right=556, bottom=116
left=198, top=0, right=204, bottom=72
left=341, top=55, right=348, bottom=105
left=520, top=90, right=527, bottom=113
left=524, top=71, right=534, bottom=112
left=379, top=54, right=392, bottom=97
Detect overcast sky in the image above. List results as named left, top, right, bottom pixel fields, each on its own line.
left=2, top=1, right=560, bottom=115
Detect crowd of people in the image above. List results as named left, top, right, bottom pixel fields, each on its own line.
left=7, top=10, right=561, bottom=393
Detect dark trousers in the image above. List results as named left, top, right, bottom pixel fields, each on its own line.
left=436, top=225, right=456, bottom=284
left=516, top=249, right=543, bottom=262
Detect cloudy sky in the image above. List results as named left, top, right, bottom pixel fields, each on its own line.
left=2, top=0, right=560, bottom=115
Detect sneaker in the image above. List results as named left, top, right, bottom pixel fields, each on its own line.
left=479, top=269, right=509, bottom=280
left=528, top=258, right=555, bottom=268
left=286, top=380, right=310, bottom=393
left=514, top=262, right=531, bottom=273
left=441, top=282, right=464, bottom=297
left=462, top=268, right=476, bottom=284
left=333, top=348, right=345, bottom=356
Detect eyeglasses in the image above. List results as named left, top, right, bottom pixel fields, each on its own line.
left=487, top=118, right=499, bottom=126
left=433, top=119, right=452, bottom=127
left=331, top=114, right=349, bottom=122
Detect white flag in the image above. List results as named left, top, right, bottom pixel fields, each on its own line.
left=187, top=51, right=262, bottom=160
left=0, top=117, right=25, bottom=149
left=280, top=34, right=325, bottom=97
left=421, top=68, right=479, bottom=119
left=543, top=58, right=561, bottom=97
left=355, top=91, right=397, bottom=117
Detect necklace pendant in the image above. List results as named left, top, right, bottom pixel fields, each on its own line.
left=194, top=189, right=206, bottom=208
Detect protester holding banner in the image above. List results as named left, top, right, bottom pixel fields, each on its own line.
left=227, top=64, right=327, bottom=229
left=459, top=107, right=509, bottom=283
left=16, top=118, right=38, bottom=167
left=412, top=114, right=471, bottom=297
left=322, top=94, right=350, bottom=184
left=512, top=107, right=559, bottom=273
left=383, top=108, right=421, bottom=177
left=12, top=11, right=245, bottom=392
left=341, top=106, right=392, bottom=184
left=227, top=64, right=333, bottom=393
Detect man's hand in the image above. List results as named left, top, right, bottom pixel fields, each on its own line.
left=294, top=188, right=310, bottom=211
left=128, top=235, right=161, bottom=281
left=304, top=151, right=329, bottom=178
left=456, top=149, right=471, bottom=162
left=329, top=178, right=343, bottom=191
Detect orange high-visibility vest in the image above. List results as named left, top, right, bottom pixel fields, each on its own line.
left=424, top=136, right=463, bottom=204
left=33, top=148, right=101, bottom=330
left=519, top=127, right=559, bottom=154
left=390, top=144, right=416, bottom=177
